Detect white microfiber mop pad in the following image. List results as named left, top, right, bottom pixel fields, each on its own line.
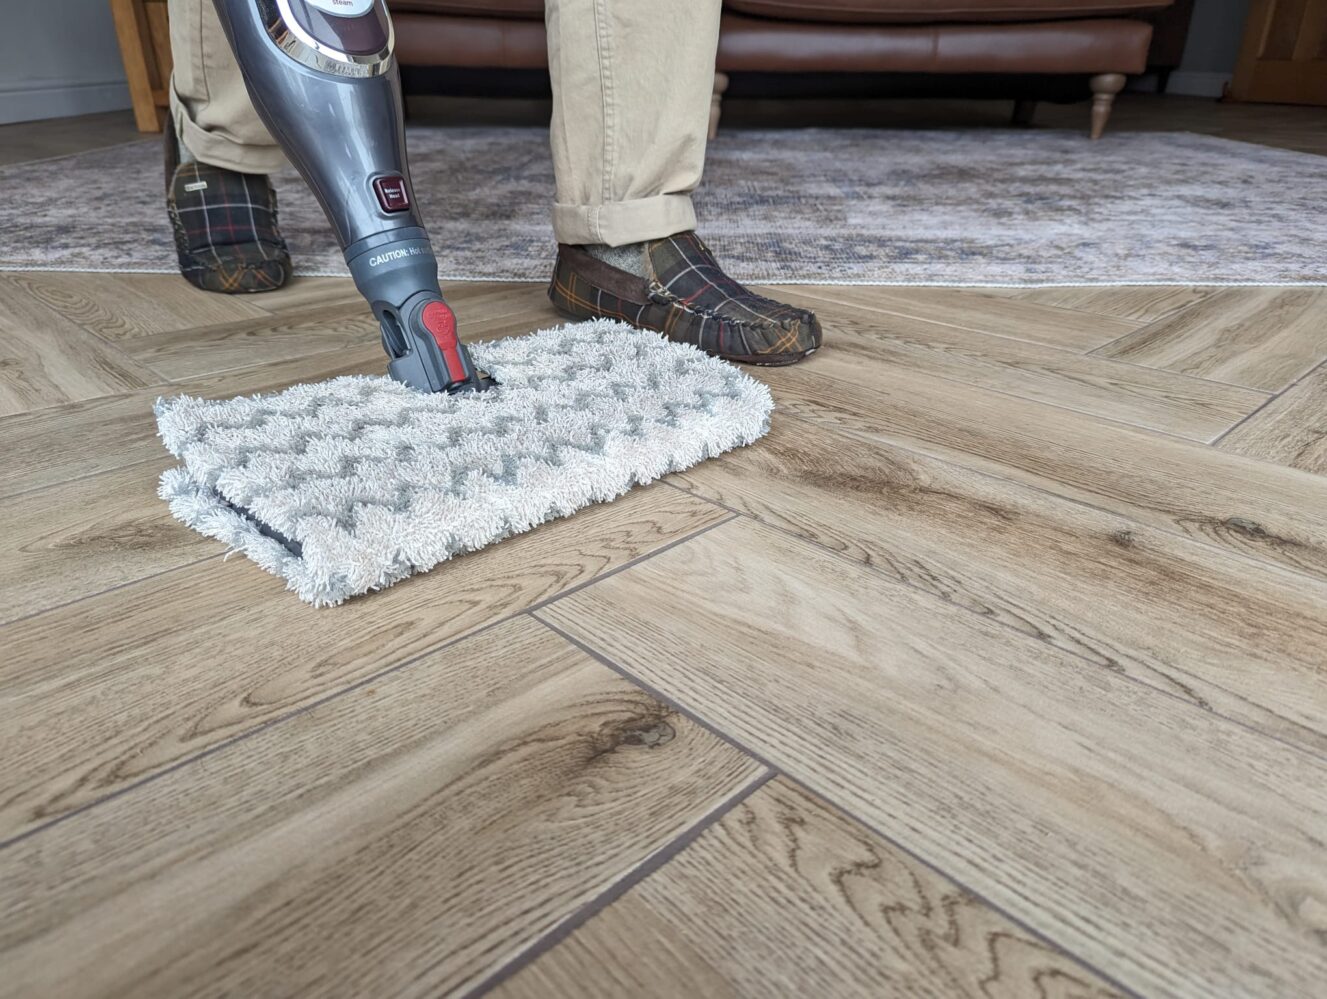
left=155, top=319, right=773, bottom=605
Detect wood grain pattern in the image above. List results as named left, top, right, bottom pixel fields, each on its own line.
left=776, top=291, right=1265, bottom=440
left=3, top=94, right=1327, bottom=996
left=1217, top=362, right=1327, bottom=474
left=0, top=344, right=384, bottom=499
left=0, top=460, right=215, bottom=624
left=118, top=286, right=562, bottom=381
left=493, top=777, right=1123, bottom=999
left=773, top=285, right=1141, bottom=352
left=0, top=274, right=154, bottom=415
left=763, top=349, right=1327, bottom=580
left=2, top=271, right=269, bottom=341
left=0, top=616, right=765, bottom=998
left=0, top=486, right=729, bottom=840
left=538, top=518, right=1327, bottom=998
left=120, top=302, right=381, bottom=380
left=994, top=285, right=1214, bottom=323
left=241, top=275, right=368, bottom=314
left=1092, top=288, right=1327, bottom=391
left=670, top=416, right=1327, bottom=753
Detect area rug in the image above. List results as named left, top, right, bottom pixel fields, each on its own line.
left=5, top=128, right=1324, bottom=285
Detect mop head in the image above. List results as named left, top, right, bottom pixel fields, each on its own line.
left=155, top=320, right=773, bottom=605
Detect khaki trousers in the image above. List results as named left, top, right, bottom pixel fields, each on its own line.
left=168, top=0, right=721, bottom=246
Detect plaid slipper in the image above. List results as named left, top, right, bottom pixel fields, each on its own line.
left=548, top=232, right=821, bottom=365
left=165, top=126, right=292, bottom=294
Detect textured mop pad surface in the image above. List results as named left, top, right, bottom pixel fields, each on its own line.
left=156, top=320, right=773, bottom=605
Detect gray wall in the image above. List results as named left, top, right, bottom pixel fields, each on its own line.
left=1169, top=0, right=1252, bottom=96
left=0, top=1, right=133, bottom=124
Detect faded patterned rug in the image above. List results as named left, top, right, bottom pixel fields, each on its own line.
left=3, top=128, right=1324, bottom=285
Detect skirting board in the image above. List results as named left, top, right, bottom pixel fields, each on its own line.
left=0, top=80, right=132, bottom=126
left=1164, top=72, right=1233, bottom=99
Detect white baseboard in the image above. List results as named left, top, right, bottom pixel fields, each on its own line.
left=1164, top=71, right=1231, bottom=99
left=0, top=80, right=132, bottom=125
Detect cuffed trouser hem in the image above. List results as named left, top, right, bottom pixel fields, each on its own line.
left=169, top=83, right=286, bottom=176
left=551, top=193, right=697, bottom=247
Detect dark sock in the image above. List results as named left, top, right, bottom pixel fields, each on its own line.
left=585, top=242, right=649, bottom=278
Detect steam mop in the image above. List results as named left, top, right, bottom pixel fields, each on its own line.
left=155, top=0, right=772, bottom=604
left=213, top=0, right=492, bottom=395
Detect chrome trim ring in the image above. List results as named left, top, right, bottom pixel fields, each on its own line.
left=270, top=0, right=394, bottom=77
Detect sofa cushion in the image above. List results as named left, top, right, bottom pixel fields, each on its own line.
left=389, top=0, right=543, bottom=19
left=725, top=0, right=1170, bottom=24
left=716, top=13, right=1155, bottom=72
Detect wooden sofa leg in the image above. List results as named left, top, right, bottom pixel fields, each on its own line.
left=1089, top=73, right=1125, bottom=140
left=1011, top=99, right=1037, bottom=126
left=709, top=72, right=729, bottom=141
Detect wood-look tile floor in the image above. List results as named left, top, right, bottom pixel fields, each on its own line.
left=3, top=102, right=1327, bottom=998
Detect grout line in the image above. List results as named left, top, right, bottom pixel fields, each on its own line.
left=0, top=606, right=520, bottom=855
left=458, top=768, right=776, bottom=999
left=0, top=551, right=224, bottom=630
left=821, top=334, right=1238, bottom=446
left=1207, top=389, right=1287, bottom=447
left=527, top=614, right=1145, bottom=999
left=763, top=767, right=1147, bottom=999
left=0, top=454, right=166, bottom=505
left=523, top=509, right=736, bottom=616
left=654, top=476, right=1327, bottom=765
left=769, top=392, right=1327, bottom=594
left=0, top=505, right=736, bottom=853
left=781, top=291, right=1134, bottom=356
left=535, top=613, right=789, bottom=776
left=802, top=286, right=1271, bottom=397
left=1209, top=358, right=1326, bottom=447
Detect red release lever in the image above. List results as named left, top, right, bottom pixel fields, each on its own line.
left=419, top=301, right=467, bottom=385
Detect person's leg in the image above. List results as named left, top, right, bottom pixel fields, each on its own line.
left=544, top=0, right=820, bottom=364
left=545, top=0, right=715, bottom=248
left=165, top=0, right=292, bottom=292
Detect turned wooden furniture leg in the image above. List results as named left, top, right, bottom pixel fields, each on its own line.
left=709, top=71, right=729, bottom=141
left=1089, top=73, right=1125, bottom=140
left=1011, top=99, right=1037, bottom=126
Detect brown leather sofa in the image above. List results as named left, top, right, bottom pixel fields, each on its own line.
left=389, top=0, right=1171, bottom=138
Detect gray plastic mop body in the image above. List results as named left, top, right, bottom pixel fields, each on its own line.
left=212, top=0, right=492, bottom=393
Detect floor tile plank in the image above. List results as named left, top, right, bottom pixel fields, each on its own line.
left=1000, top=285, right=1213, bottom=324
left=119, top=302, right=380, bottom=380
left=0, top=345, right=384, bottom=499
left=764, top=349, right=1327, bottom=581
left=778, top=292, right=1265, bottom=440
left=538, top=518, right=1327, bottom=998
left=1092, top=288, right=1327, bottom=391
left=493, top=777, right=1123, bottom=999
left=1217, top=363, right=1327, bottom=475
left=0, top=274, right=155, bottom=415
left=0, top=616, right=764, bottom=999
left=670, top=416, right=1327, bottom=754
left=0, top=485, right=729, bottom=840
left=778, top=285, right=1141, bottom=352
left=118, top=283, right=562, bottom=381
left=0, top=460, right=214, bottom=624
left=2, top=271, right=270, bottom=341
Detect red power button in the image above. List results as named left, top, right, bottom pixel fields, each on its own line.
left=420, top=301, right=465, bottom=383
left=372, top=174, right=410, bottom=212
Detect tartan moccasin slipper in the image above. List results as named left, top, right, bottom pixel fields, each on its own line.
left=548, top=232, right=821, bottom=365
left=164, top=125, right=292, bottom=295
